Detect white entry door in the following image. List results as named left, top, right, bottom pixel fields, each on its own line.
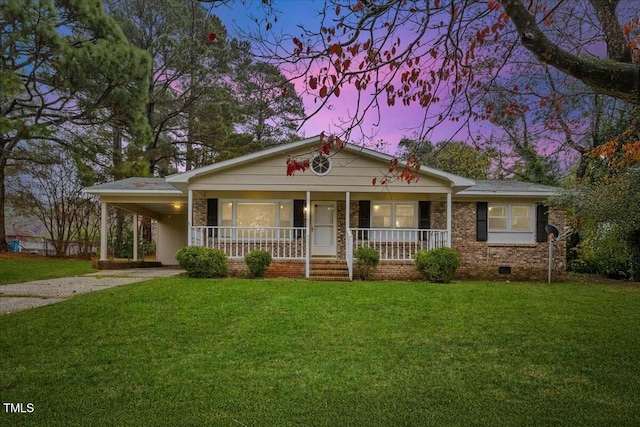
left=312, top=201, right=336, bottom=256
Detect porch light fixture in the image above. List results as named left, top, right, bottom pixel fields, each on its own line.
left=172, top=203, right=182, bottom=209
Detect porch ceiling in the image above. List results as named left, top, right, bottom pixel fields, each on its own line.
left=109, top=201, right=187, bottom=219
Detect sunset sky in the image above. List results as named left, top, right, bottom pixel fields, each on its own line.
left=213, top=0, right=471, bottom=154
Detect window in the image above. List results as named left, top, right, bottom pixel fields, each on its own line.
left=311, top=154, right=332, bottom=176
left=370, top=202, right=417, bottom=241
left=488, top=205, right=508, bottom=230
left=395, top=204, right=415, bottom=228
left=487, top=203, right=534, bottom=244
left=221, top=202, right=233, bottom=237
left=488, top=204, right=532, bottom=232
left=219, top=200, right=292, bottom=238
left=372, top=203, right=392, bottom=228
left=511, top=205, right=531, bottom=230
left=372, top=202, right=416, bottom=229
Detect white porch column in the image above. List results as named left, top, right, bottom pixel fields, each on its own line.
left=100, top=201, right=108, bottom=260
left=132, top=214, right=138, bottom=261
left=446, top=192, right=452, bottom=247
left=187, top=190, right=193, bottom=246
left=306, top=190, right=310, bottom=279
left=345, top=191, right=350, bottom=253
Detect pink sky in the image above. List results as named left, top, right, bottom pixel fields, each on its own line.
left=214, top=1, right=466, bottom=155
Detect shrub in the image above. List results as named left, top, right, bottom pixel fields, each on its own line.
left=354, top=246, right=380, bottom=280
left=244, top=249, right=272, bottom=278
left=414, top=247, right=460, bottom=283
left=175, top=246, right=228, bottom=278
left=575, top=225, right=635, bottom=280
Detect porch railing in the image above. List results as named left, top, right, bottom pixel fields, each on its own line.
left=190, top=226, right=307, bottom=259
left=349, top=228, right=448, bottom=261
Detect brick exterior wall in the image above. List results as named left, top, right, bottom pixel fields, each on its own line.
left=432, top=201, right=447, bottom=229
left=228, top=258, right=306, bottom=278
left=451, top=202, right=566, bottom=281
left=193, top=198, right=206, bottom=226
left=337, top=201, right=345, bottom=260
left=369, top=261, right=423, bottom=281
left=190, top=197, right=566, bottom=281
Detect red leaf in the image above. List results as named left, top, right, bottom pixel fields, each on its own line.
left=353, top=1, right=363, bottom=11
left=319, top=86, right=328, bottom=98
left=372, top=177, right=377, bottom=186
left=309, top=76, right=318, bottom=90
left=208, top=33, right=217, bottom=42
left=335, top=4, right=341, bottom=15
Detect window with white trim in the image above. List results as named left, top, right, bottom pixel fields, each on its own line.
left=488, top=203, right=534, bottom=243
left=371, top=202, right=417, bottom=241
left=219, top=200, right=292, bottom=238
left=372, top=202, right=416, bottom=228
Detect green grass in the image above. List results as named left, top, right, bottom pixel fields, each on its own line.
left=1, top=279, right=640, bottom=426
left=0, top=258, right=95, bottom=285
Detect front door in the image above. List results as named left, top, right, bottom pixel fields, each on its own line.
left=312, top=201, right=336, bottom=256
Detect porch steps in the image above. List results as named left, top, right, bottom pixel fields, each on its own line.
left=309, top=259, right=351, bottom=281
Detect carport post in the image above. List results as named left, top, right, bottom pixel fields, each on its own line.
left=132, top=214, right=138, bottom=261
left=446, top=192, right=452, bottom=247
left=187, top=190, right=193, bottom=246
left=100, top=201, right=108, bottom=260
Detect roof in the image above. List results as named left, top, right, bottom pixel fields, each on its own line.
left=83, top=177, right=183, bottom=195
left=165, top=135, right=476, bottom=192
left=82, top=140, right=560, bottom=200
left=457, top=180, right=561, bottom=197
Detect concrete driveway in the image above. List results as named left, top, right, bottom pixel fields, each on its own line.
left=0, top=268, right=184, bottom=314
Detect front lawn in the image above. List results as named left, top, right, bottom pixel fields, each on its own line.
left=0, top=257, right=95, bottom=285
left=1, top=279, right=639, bottom=426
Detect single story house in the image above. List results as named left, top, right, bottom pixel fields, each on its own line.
left=84, top=136, right=566, bottom=280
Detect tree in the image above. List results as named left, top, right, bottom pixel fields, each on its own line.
left=562, top=168, right=640, bottom=280
left=7, top=144, right=101, bottom=257
left=555, top=104, right=640, bottom=279
left=243, top=0, right=638, bottom=148
left=482, top=80, right=561, bottom=185
left=105, top=0, right=238, bottom=174
left=0, top=0, right=151, bottom=251
left=293, top=1, right=636, bottom=107
left=397, top=137, right=435, bottom=162
left=233, top=61, right=305, bottom=146
left=398, top=138, right=491, bottom=179
left=431, top=141, right=492, bottom=180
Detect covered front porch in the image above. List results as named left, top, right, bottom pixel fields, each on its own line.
left=187, top=190, right=453, bottom=280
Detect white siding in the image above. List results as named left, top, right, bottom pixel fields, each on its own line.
left=157, top=214, right=188, bottom=265
left=189, top=148, right=452, bottom=194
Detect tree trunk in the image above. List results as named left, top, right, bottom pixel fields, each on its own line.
left=0, top=163, right=8, bottom=252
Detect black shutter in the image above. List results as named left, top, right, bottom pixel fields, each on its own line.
left=418, top=201, right=431, bottom=240
left=358, top=200, right=370, bottom=239
left=294, top=199, right=305, bottom=238
left=207, top=198, right=218, bottom=237
left=476, top=202, right=488, bottom=242
left=536, top=204, right=549, bottom=242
